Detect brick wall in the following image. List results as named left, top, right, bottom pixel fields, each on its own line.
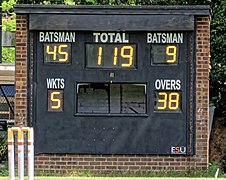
left=15, top=15, right=210, bottom=173
left=15, top=15, right=28, bottom=126
left=195, top=16, right=211, bottom=168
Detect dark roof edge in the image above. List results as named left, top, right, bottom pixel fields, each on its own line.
left=14, top=5, right=210, bottom=16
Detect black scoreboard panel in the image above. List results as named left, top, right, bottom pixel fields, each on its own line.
left=34, top=31, right=191, bottom=155
left=30, top=7, right=195, bottom=155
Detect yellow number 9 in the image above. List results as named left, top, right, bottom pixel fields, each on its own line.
left=166, top=45, right=177, bottom=63
left=121, top=46, right=134, bottom=67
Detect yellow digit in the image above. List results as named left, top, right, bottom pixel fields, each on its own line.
left=46, top=45, right=57, bottom=60
left=166, top=45, right=177, bottom=63
left=51, top=91, right=61, bottom=109
left=58, top=44, right=68, bottom=62
left=121, top=46, right=133, bottom=67
left=157, top=92, right=167, bottom=110
left=169, top=92, right=179, bottom=110
left=113, top=47, right=118, bottom=66
left=97, top=47, right=103, bottom=65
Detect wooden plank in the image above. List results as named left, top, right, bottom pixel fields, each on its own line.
left=29, top=14, right=194, bottom=31
left=14, top=5, right=211, bottom=16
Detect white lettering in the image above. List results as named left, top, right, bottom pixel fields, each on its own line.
left=65, top=33, right=70, bottom=42
left=176, top=80, right=181, bottom=90
left=165, top=80, right=171, bottom=90
left=100, top=33, right=108, bottom=43
left=108, top=33, right=115, bottom=43
left=60, top=79, right=65, bottom=89
left=93, top=33, right=100, bottom=43
left=114, top=33, right=122, bottom=43
left=46, top=78, right=53, bottom=89
left=147, top=33, right=184, bottom=44
left=157, top=33, right=161, bottom=42
left=173, top=33, right=179, bottom=43
left=152, top=33, right=157, bottom=43
left=160, top=80, right=166, bottom=89
left=178, top=33, right=183, bottom=44
left=58, top=32, right=65, bottom=42
left=46, top=78, right=65, bottom=89
left=155, top=79, right=161, bottom=90
left=171, top=146, right=186, bottom=154
left=147, top=33, right=152, bottom=43
left=93, top=32, right=129, bottom=43
left=54, top=32, right=58, bottom=42
left=39, top=32, right=45, bottom=42
left=171, top=80, right=176, bottom=90
left=155, top=79, right=181, bottom=90
left=49, top=32, right=54, bottom=42
left=167, top=33, right=173, bottom=43
left=39, top=32, right=76, bottom=42
left=45, top=33, right=50, bottom=42
left=122, top=33, right=129, bottom=43
left=162, top=33, right=166, bottom=43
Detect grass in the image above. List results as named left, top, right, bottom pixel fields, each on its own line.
left=0, top=178, right=226, bottom=180
left=1, top=162, right=226, bottom=179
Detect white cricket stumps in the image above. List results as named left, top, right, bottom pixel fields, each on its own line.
left=8, top=127, right=34, bottom=180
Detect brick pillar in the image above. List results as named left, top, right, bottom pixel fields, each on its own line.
left=15, top=15, right=28, bottom=126
left=195, top=16, right=210, bottom=168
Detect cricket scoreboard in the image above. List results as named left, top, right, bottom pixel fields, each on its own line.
left=23, top=6, right=196, bottom=155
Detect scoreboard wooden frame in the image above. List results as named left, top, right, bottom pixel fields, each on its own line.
left=14, top=5, right=210, bottom=170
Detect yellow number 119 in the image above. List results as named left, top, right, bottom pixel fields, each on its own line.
left=97, top=46, right=134, bottom=67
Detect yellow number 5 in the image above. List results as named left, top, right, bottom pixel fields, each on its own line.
left=51, top=91, right=61, bottom=109
left=58, top=45, right=68, bottom=62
